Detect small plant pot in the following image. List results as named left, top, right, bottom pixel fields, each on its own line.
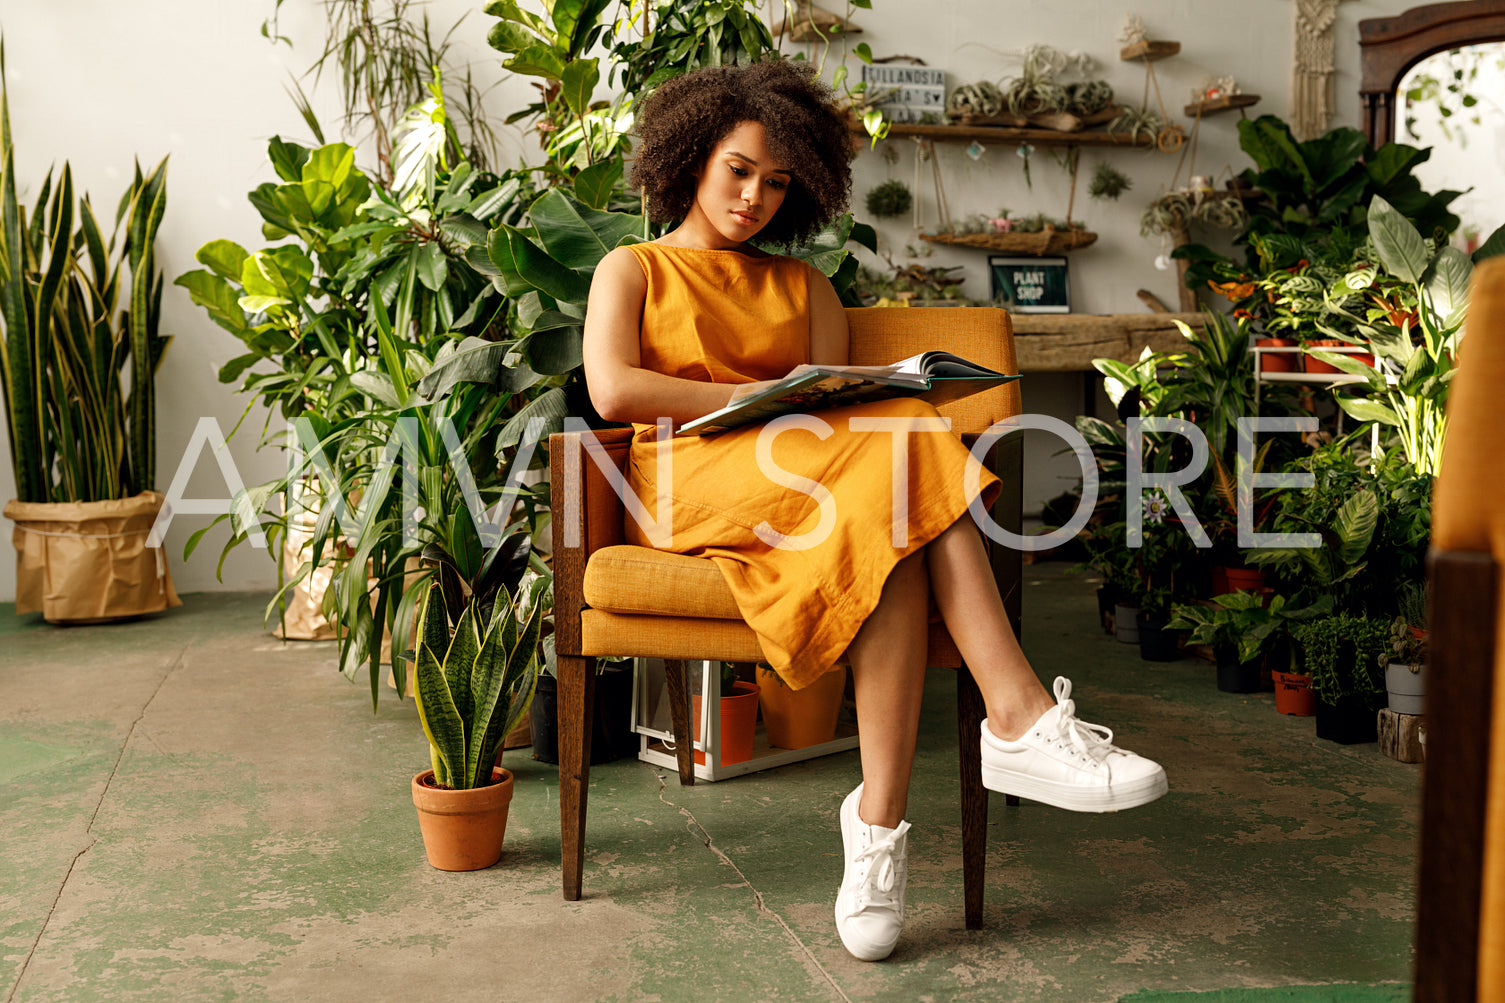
left=1272, top=670, right=1317, bottom=716
left=1315, top=695, right=1380, bottom=744
left=529, top=662, right=638, bottom=765
left=1213, top=566, right=1266, bottom=596
left=1096, top=585, right=1118, bottom=635
left=1215, top=644, right=1262, bottom=693
left=757, top=664, right=845, bottom=749
left=1114, top=604, right=1141, bottom=644
left=411, top=767, right=514, bottom=871
left=1138, top=614, right=1181, bottom=662
left=1385, top=663, right=1425, bottom=716
left=1303, top=339, right=1347, bottom=374
left=692, top=680, right=760, bottom=766
left=1255, top=337, right=1298, bottom=374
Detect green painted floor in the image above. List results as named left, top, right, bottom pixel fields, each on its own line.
left=0, top=564, right=1417, bottom=1002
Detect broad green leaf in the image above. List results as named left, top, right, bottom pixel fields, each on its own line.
left=493, top=223, right=592, bottom=302
left=484, top=225, right=535, bottom=297
left=1368, top=194, right=1429, bottom=284
left=1335, top=490, right=1379, bottom=565
left=523, top=324, right=584, bottom=375
left=1473, top=221, right=1505, bottom=264
left=414, top=241, right=448, bottom=291
left=238, top=294, right=291, bottom=314
left=195, top=239, right=249, bottom=281
left=574, top=158, right=622, bottom=210
left=349, top=371, right=401, bottom=408
left=559, top=57, right=600, bottom=116
left=173, top=270, right=248, bottom=335
left=527, top=188, right=641, bottom=271
left=1426, top=245, right=1472, bottom=328
left=1335, top=396, right=1400, bottom=426
left=495, top=387, right=569, bottom=453
left=505, top=43, right=566, bottom=80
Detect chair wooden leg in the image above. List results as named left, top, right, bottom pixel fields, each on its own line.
left=664, top=659, right=696, bottom=786
left=558, top=653, right=596, bottom=901
left=957, top=660, right=989, bottom=930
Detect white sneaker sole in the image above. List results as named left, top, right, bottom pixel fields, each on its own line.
left=981, top=762, right=1167, bottom=813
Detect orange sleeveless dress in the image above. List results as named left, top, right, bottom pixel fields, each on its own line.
left=622, top=242, right=1000, bottom=689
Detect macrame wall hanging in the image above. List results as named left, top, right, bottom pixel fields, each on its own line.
left=1291, top=0, right=1354, bottom=140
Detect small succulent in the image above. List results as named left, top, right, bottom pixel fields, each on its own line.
left=1377, top=615, right=1426, bottom=671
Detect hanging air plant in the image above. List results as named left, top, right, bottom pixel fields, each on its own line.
left=1065, top=80, right=1115, bottom=116
left=1088, top=162, right=1133, bottom=200
left=1110, top=104, right=1164, bottom=143
left=865, top=179, right=914, bottom=218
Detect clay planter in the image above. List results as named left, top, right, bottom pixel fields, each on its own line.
left=411, top=767, right=514, bottom=871
left=1272, top=670, right=1317, bottom=716
left=1212, top=565, right=1266, bottom=596
left=757, top=664, right=846, bottom=749
left=1385, top=663, right=1425, bottom=716
left=1114, top=603, right=1142, bottom=644
left=1303, top=339, right=1347, bottom=374
left=692, top=680, right=760, bottom=766
left=1255, top=337, right=1299, bottom=374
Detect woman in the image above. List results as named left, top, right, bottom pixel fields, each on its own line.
left=582, top=60, right=1166, bottom=962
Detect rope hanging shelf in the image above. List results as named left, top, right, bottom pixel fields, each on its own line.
left=918, top=226, right=1099, bottom=255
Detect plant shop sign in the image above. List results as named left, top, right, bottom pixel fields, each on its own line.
left=859, top=65, right=946, bottom=124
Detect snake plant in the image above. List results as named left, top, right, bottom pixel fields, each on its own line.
left=0, top=48, right=169, bottom=504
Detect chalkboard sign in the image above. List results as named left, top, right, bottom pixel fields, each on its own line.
left=859, top=65, right=946, bottom=124
left=989, top=256, right=1070, bottom=314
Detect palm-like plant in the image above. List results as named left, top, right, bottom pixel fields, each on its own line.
left=0, top=52, right=169, bottom=504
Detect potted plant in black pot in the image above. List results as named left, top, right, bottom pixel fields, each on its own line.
left=529, top=655, right=639, bottom=766
left=1169, top=591, right=1332, bottom=693
left=1292, top=613, right=1390, bottom=744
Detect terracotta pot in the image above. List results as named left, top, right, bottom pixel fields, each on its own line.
left=757, top=664, right=846, bottom=749
left=1255, top=337, right=1298, bottom=374
left=692, top=680, right=760, bottom=766
left=1272, top=670, right=1317, bottom=716
left=1211, top=565, right=1266, bottom=596
left=411, top=767, right=514, bottom=871
left=1303, top=339, right=1346, bottom=374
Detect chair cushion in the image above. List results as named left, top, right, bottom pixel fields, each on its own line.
left=583, top=545, right=743, bottom=620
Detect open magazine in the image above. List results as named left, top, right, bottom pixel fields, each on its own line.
left=674, top=351, right=1020, bottom=436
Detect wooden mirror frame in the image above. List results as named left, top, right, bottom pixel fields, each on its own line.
left=1359, top=0, right=1505, bottom=146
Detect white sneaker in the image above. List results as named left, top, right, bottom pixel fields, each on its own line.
left=834, top=784, right=910, bottom=961
left=980, top=676, right=1167, bottom=813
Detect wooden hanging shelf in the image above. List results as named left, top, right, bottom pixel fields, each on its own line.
left=1185, top=94, right=1262, bottom=117
left=854, top=120, right=1154, bottom=147
left=950, top=105, right=1122, bottom=133
left=1119, top=39, right=1181, bottom=62
left=919, top=226, right=1099, bottom=256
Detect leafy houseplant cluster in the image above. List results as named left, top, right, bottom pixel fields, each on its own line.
left=1072, top=112, right=1467, bottom=738
left=178, top=0, right=878, bottom=710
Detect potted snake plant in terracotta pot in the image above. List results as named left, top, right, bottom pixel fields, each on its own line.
left=410, top=532, right=544, bottom=871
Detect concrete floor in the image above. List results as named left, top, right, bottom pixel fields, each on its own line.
left=1, top=564, right=1417, bottom=1003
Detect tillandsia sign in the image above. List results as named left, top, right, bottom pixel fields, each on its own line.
left=858, top=64, right=946, bottom=124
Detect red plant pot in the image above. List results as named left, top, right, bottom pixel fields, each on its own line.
left=691, top=680, right=760, bottom=766
left=1255, top=337, right=1298, bottom=374
left=1272, top=671, right=1317, bottom=716
left=1303, top=339, right=1346, bottom=374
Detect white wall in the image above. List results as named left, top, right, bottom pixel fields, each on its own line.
left=0, top=0, right=1413, bottom=600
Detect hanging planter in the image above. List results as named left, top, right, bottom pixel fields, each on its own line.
left=920, top=225, right=1098, bottom=256
left=5, top=492, right=181, bottom=623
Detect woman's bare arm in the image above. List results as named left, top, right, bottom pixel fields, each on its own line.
left=582, top=247, right=741, bottom=425
left=808, top=267, right=849, bottom=367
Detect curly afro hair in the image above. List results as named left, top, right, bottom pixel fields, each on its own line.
left=631, top=59, right=852, bottom=246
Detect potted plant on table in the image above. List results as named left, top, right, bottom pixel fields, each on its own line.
left=409, top=531, right=544, bottom=871
left=1, top=67, right=178, bottom=623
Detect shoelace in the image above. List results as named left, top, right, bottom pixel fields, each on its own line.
left=1050, top=676, right=1121, bottom=768
left=850, top=821, right=911, bottom=908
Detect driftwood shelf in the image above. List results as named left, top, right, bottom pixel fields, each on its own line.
left=1119, top=39, right=1181, bottom=62
left=853, top=121, right=1156, bottom=148
left=920, top=227, right=1098, bottom=255
left=1010, top=312, right=1200, bottom=372
left=1185, top=94, right=1261, bottom=117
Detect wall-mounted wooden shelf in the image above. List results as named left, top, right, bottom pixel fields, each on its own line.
left=853, top=121, right=1155, bottom=148
left=1119, top=39, right=1181, bottom=62
left=1185, top=94, right=1261, bottom=117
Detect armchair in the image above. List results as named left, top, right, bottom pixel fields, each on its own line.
left=547, top=306, right=1024, bottom=929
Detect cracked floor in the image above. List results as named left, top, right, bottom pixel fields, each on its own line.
left=1, top=564, right=1417, bottom=1002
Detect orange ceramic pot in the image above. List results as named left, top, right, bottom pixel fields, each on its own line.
left=1272, top=671, right=1317, bottom=717
left=757, top=664, right=846, bottom=749
left=411, top=767, right=514, bottom=871
left=691, top=681, right=759, bottom=766
left=1303, top=339, right=1346, bottom=374
left=1255, top=337, right=1298, bottom=374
